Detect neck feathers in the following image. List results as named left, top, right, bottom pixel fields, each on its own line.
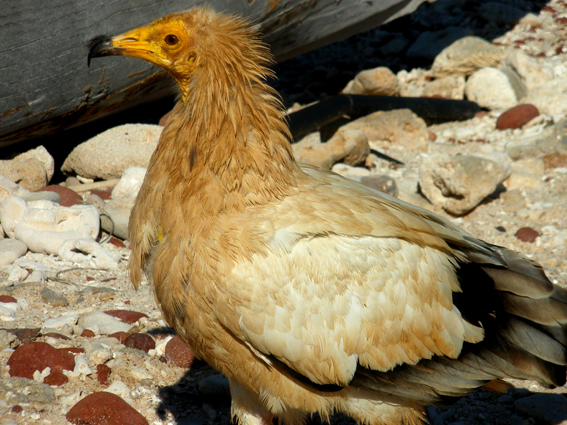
left=153, top=10, right=298, bottom=213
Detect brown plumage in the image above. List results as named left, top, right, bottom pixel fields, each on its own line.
left=89, top=8, right=567, bottom=425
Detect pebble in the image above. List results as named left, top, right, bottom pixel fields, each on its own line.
left=497, top=104, right=540, bottom=130
left=0, top=239, right=27, bottom=265
left=0, top=155, right=51, bottom=192
left=419, top=154, right=510, bottom=215
left=124, top=333, right=156, bottom=353
left=39, top=185, right=82, bottom=207
left=40, top=287, right=69, bottom=307
left=515, top=227, right=540, bottom=243
left=66, top=391, right=149, bottom=425
left=7, top=342, right=75, bottom=384
left=104, top=310, right=148, bottom=324
left=61, top=123, right=162, bottom=180
left=465, top=67, right=518, bottom=110
left=42, top=311, right=80, bottom=333
left=78, top=311, right=133, bottom=335
left=97, top=364, right=111, bottom=385
left=165, top=336, right=195, bottom=368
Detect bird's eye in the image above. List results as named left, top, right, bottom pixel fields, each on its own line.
left=165, top=34, right=179, bottom=46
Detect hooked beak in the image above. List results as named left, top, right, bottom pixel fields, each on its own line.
left=88, top=26, right=154, bottom=67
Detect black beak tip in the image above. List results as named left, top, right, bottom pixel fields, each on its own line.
left=87, top=37, right=114, bottom=67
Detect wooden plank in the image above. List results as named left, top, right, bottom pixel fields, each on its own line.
left=0, top=0, right=430, bottom=148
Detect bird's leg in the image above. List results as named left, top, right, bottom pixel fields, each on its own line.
left=229, top=378, right=274, bottom=425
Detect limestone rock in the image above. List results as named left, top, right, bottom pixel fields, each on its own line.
left=14, top=146, right=55, bottom=183
left=338, top=109, right=428, bottom=152
left=423, top=75, right=465, bottom=100
left=111, top=166, right=147, bottom=199
left=432, top=36, right=508, bottom=78
left=523, top=79, right=567, bottom=116
left=292, top=130, right=369, bottom=170
left=343, top=67, right=400, bottom=96
left=419, top=154, right=510, bottom=215
left=465, top=67, right=517, bottom=110
left=501, top=50, right=554, bottom=94
left=61, top=124, right=162, bottom=180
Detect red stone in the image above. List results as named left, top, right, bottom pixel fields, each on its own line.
left=165, top=336, right=195, bottom=368
left=108, top=332, right=130, bottom=344
left=515, top=227, right=540, bottom=243
left=66, top=392, right=148, bottom=425
left=496, top=104, right=539, bottom=130
left=42, top=332, right=70, bottom=340
left=44, top=371, right=69, bottom=386
left=97, top=364, right=111, bottom=386
left=0, top=295, right=17, bottom=303
left=104, top=310, right=148, bottom=324
left=428, top=131, right=437, bottom=141
left=90, top=189, right=112, bottom=200
left=81, top=329, right=96, bottom=338
left=12, top=405, right=23, bottom=413
left=109, top=237, right=127, bottom=248
left=124, top=333, right=155, bottom=353
left=38, top=185, right=82, bottom=207
left=7, top=342, right=75, bottom=379
left=159, top=110, right=172, bottom=126
left=62, top=347, right=85, bottom=355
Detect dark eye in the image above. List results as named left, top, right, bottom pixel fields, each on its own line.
left=165, top=34, right=179, bottom=46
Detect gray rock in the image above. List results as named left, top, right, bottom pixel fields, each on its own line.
left=338, top=109, right=428, bottom=152
left=514, top=394, right=567, bottom=425
left=293, top=130, right=369, bottom=170
left=419, top=154, right=510, bottom=215
left=40, top=287, right=69, bottom=307
left=432, top=36, right=508, bottom=78
left=61, top=123, right=162, bottom=180
left=78, top=311, right=133, bottom=334
left=0, top=377, right=55, bottom=405
left=0, top=239, right=27, bottom=265
left=407, top=26, right=473, bottom=63
left=101, top=197, right=136, bottom=240
left=465, top=67, right=517, bottom=110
